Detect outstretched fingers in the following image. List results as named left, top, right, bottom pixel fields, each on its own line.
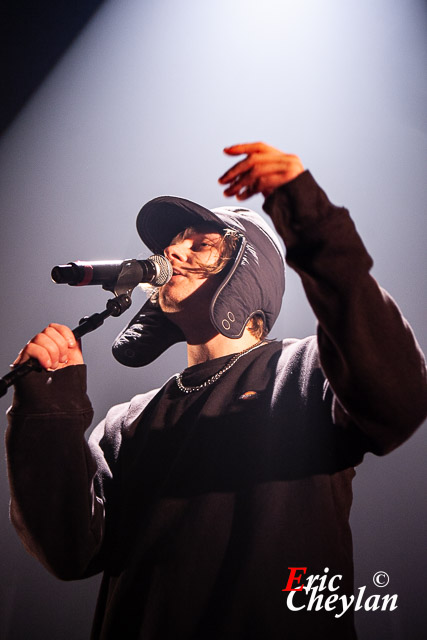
left=219, top=142, right=304, bottom=200
left=223, top=142, right=271, bottom=156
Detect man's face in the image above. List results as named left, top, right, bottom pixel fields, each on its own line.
left=158, top=226, right=224, bottom=318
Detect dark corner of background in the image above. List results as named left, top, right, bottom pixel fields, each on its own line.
left=0, top=0, right=105, bottom=136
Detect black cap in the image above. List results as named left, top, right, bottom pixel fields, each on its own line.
left=137, top=196, right=285, bottom=338
left=112, top=196, right=285, bottom=366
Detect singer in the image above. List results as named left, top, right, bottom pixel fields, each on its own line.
left=5, top=143, right=427, bottom=639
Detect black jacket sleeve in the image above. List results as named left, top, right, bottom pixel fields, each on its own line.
left=263, top=170, right=427, bottom=454
left=5, top=365, right=105, bottom=580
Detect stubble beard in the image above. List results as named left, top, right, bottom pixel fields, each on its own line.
left=158, top=275, right=218, bottom=336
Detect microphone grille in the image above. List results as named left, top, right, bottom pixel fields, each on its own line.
left=148, top=254, right=173, bottom=286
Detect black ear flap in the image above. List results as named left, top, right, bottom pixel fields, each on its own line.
left=112, top=297, right=185, bottom=367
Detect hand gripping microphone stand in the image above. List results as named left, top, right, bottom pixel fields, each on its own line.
left=0, top=258, right=169, bottom=398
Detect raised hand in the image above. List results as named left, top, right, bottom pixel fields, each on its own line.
left=219, top=142, right=304, bottom=200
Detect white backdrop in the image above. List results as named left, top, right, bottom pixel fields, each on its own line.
left=0, top=1, right=426, bottom=638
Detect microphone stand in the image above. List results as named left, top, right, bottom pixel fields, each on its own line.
left=0, top=259, right=144, bottom=398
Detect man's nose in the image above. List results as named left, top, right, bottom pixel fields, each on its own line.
left=164, top=241, right=190, bottom=263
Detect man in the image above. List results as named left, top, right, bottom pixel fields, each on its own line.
left=6, top=142, right=427, bottom=639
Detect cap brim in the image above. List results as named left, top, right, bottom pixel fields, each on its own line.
left=137, top=196, right=226, bottom=254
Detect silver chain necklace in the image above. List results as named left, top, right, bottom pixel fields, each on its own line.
left=175, top=340, right=266, bottom=394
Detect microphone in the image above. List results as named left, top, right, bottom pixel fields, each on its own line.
left=51, top=255, right=172, bottom=288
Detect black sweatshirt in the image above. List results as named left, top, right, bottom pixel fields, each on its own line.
left=6, top=172, right=427, bottom=639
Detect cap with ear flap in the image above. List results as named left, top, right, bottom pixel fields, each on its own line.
left=112, top=195, right=285, bottom=367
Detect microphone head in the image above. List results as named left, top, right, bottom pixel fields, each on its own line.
left=148, top=254, right=173, bottom=286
